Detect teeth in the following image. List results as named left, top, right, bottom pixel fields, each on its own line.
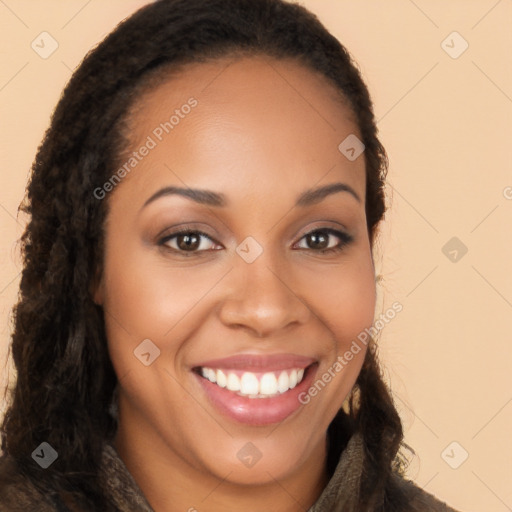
left=259, top=372, right=278, bottom=395
left=240, top=372, right=259, bottom=395
left=207, top=368, right=216, bottom=383
left=226, top=373, right=240, bottom=392
left=277, top=371, right=289, bottom=393
left=200, top=366, right=307, bottom=398
left=289, top=369, right=298, bottom=389
left=216, top=369, right=227, bottom=388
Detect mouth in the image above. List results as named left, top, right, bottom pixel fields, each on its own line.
left=191, top=354, right=318, bottom=425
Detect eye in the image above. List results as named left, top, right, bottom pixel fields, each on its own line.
left=158, top=229, right=220, bottom=254
left=294, top=228, right=353, bottom=253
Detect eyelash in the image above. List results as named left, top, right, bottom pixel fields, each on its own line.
left=158, top=227, right=353, bottom=256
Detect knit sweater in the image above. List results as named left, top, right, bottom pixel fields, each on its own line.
left=0, top=432, right=460, bottom=511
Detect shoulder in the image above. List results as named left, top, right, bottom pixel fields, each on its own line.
left=0, top=454, right=59, bottom=511
left=390, top=472, right=462, bottom=512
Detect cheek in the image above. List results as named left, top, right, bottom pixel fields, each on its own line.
left=298, top=253, right=376, bottom=407
left=99, top=237, right=233, bottom=389
left=101, top=238, right=222, bottom=336
left=308, top=254, right=376, bottom=348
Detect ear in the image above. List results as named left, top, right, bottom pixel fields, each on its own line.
left=90, top=268, right=104, bottom=306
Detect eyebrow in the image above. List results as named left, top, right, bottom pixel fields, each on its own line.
left=141, top=181, right=361, bottom=210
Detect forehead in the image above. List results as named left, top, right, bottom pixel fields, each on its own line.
left=116, top=55, right=365, bottom=205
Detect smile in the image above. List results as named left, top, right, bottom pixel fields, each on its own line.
left=192, top=354, right=318, bottom=425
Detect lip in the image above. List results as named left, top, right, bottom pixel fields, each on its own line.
left=193, top=353, right=316, bottom=372
left=192, top=360, right=318, bottom=426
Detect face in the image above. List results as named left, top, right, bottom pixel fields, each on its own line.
left=95, top=55, right=376, bottom=486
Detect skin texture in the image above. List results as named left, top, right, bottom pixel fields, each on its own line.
left=94, top=56, right=377, bottom=512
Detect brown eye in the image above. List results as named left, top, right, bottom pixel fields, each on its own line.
left=176, top=233, right=201, bottom=251
left=295, top=228, right=353, bottom=253
left=159, top=230, right=219, bottom=253
left=305, top=231, right=329, bottom=250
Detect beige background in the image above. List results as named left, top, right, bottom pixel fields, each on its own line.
left=1, top=1, right=511, bottom=510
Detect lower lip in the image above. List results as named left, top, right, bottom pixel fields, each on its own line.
left=193, top=364, right=318, bottom=426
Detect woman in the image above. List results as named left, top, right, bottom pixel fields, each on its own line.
left=0, top=0, right=461, bottom=510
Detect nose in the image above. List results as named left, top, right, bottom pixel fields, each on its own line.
left=217, top=251, right=312, bottom=338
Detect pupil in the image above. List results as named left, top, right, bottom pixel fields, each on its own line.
left=309, top=232, right=327, bottom=249
left=178, top=233, right=199, bottom=251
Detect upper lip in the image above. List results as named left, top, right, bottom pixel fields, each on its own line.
left=193, top=353, right=316, bottom=372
